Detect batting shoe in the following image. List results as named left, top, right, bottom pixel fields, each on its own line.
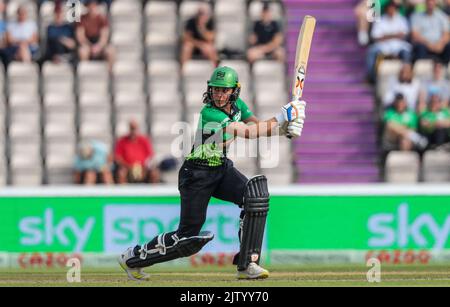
left=237, top=263, right=269, bottom=280
left=118, top=247, right=150, bottom=281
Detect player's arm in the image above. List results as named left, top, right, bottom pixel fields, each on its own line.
left=225, top=118, right=279, bottom=139
left=227, top=100, right=307, bottom=139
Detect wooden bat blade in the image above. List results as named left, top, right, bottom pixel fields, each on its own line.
left=292, top=15, right=316, bottom=100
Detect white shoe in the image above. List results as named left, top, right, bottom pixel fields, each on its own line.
left=118, top=247, right=150, bottom=281
left=237, top=263, right=269, bottom=280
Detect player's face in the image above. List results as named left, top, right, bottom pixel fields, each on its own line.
left=212, top=87, right=233, bottom=108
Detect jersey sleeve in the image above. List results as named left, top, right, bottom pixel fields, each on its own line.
left=237, top=98, right=254, bottom=121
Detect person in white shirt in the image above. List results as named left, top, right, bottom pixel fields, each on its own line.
left=366, top=1, right=412, bottom=82
left=383, top=63, right=425, bottom=112
left=411, top=0, right=450, bottom=63
left=6, top=5, right=39, bottom=62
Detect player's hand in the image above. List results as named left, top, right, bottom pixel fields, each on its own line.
left=279, top=117, right=304, bottom=138
left=287, top=118, right=304, bottom=138
left=277, top=100, right=306, bottom=124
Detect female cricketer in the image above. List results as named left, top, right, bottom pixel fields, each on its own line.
left=118, top=66, right=306, bottom=280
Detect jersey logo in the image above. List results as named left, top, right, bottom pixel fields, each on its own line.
left=233, top=111, right=241, bottom=122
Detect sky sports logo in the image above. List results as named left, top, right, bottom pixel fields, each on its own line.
left=18, top=204, right=245, bottom=253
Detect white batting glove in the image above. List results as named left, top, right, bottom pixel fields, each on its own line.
left=276, top=100, right=307, bottom=124
left=287, top=118, right=304, bottom=138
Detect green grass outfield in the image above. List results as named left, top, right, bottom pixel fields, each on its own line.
left=0, top=264, right=449, bottom=287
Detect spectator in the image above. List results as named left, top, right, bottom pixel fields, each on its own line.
left=76, top=0, right=115, bottom=71
left=247, top=2, right=285, bottom=64
left=354, top=0, right=398, bottom=46
left=411, top=0, right=450, bottom=63
left=114, top=120, right=161, bottom=184
left=74, top=140, right=114, bottom=185
left=0, top=0, right=8, bottom=66
left=180, top=4, right=218, bottom=67
left=420, top=92, right=450, bottom=147
left=383, top=63, right=424, bottom=111
left=6, top=5, right=39, bottom=62
left=366, top=1, right=412, bottom=83
left=419, top=60, right=450, bottom=112
left=45, top=3, right=76, bottom=63
left=383, top=93, right=428, bottom=151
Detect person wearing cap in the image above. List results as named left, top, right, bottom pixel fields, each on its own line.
left=247, top=2, right=285, bottom=64
left=74, top=140, right=114, bottom=185
left=366, top=0, right=412, bottom=83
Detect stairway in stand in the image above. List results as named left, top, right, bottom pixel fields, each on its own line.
left=284, top=0, right=380, bottom=183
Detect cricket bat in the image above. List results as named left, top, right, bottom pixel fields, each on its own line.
left=285, top=15, right=315, bottom=139
left=292, top=15, right=316, bottom=101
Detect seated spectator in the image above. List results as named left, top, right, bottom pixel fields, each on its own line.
left=366, top=1, right=412, bottom=83
left=418, top=60, right=450, bottom=112
left=180, top=4, right=218, bottom=67
left=114, top=120, right=161, bottom=184
left=383, top=93, right=428, bottom=151
left=411, top=0, right=450, bottom=64
left=420, top=92, right=450, bottom=147
left=76, top=0, right=115, bottom=71
left=383, top=63, right=424, bottom=111
left=6, top=5, right=39, bottom=62
left=0, top=0, right=8, bottom=66
left=354, top=0, right=402, bottom=46
left=45, top=3, right=76, bottom=63
left=247, top=2, right=285, bottom=64
left=74, top=140, right=114, bottom=185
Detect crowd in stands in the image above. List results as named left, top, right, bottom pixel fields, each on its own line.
left=358, top=0, right=450, bottom=157
left=0, top=0, right=287, bottom=186
left=74, top=119, right=161, bottom=185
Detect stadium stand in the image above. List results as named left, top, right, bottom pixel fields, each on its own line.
left=0, top=0, right=447, bottom=186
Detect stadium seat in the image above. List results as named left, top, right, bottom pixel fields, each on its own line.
left=111, top=0, right=141, bottom=22
left=253, top=60, right=285, bottom=81
left=376, top=59, right=402, bottom=99
left=77, top=62, right=110, bottom=95
left=10, top=141, right=42, bottom=186
left=7, top=0, right=38, bottom=21
left=42, top=62, right=74, bottom=95
left=113, top=61, right=145, bottom=95
left=145, top=1, right=177, bottom=23
left=248, top=0, right=284, bottom=22
left=413, top=59, right=434, bottom=81
left=422, top=150, right=450, bottom=182
left=7, top=62, right=39, bottom=96
left=9, top=105, right=40, bottom=139
left=145, top=32, right=177, bottom=60
left=385, top=151, right=420, bottom=183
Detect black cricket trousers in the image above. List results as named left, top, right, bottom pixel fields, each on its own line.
left=176, top=158, right=248, bottom=238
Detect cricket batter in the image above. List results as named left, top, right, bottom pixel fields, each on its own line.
left=118, top=67, right=306, bottom=280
